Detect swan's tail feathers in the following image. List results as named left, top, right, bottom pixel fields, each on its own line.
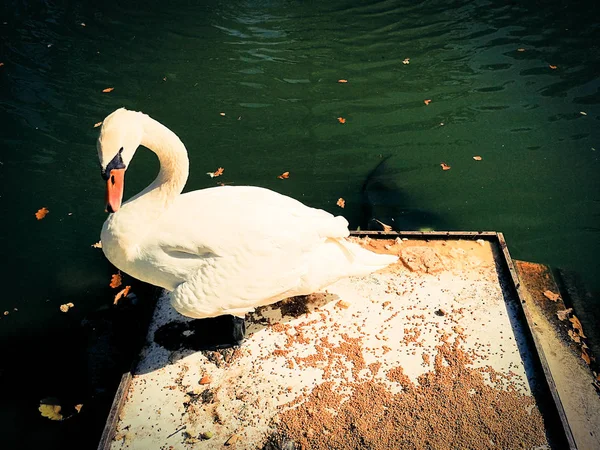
left=337, top=239, right=398, bottom=276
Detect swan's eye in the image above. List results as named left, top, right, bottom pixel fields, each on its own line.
left=119, top=147, right=124, bottom=154
left=111, top=174, right=115, bottom=185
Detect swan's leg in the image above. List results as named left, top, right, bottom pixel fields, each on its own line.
left=154, top=314, right=246, bottom=351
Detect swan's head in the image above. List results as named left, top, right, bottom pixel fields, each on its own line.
left=97, top=108, right=144, bottom=213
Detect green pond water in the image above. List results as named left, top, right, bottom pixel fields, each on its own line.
left=0, top=0, right=599, bottom=447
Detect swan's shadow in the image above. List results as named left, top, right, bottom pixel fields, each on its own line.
left=143, top=292, right=339, bottom=374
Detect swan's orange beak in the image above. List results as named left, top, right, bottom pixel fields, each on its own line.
left=105, top=168, right=125, bottom=213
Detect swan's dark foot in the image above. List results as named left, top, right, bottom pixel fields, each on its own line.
left=154, top=314, right=246, bottom=351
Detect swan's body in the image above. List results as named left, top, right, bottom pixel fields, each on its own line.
left=98, top=108, right=398, bottom=319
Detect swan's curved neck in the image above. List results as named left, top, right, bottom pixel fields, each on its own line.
left=121, top=114, right=189, bottom=219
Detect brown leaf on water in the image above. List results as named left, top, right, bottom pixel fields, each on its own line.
left=569, top=315, right=587, bottom=338
left=424, top=99, right=432, bottom=106
left=35, top=207, right=50, bottom=220
left=543, top=290, right=560, bottom=302
left=517, top=48, right=526, bottom=52
left=402, top=58, right=410, bottom=65
left=337, top=79, right=348, bottom=83
left=114, top=286, right=131, bottom=305
left=277, top=171, right=290, bottom=179
left=109, top=273, right=122, bottom=289
left=0, top=62, right=5, bottom=67
left=337, top=117, right=346, bottom=124
left=59, top=302, right=75, bottom=313
left=102, top=87, right=114, bottom=93
left=556, top=308, right=572, bottom=321
left=440, top=163, right=451, bottom=171
left=93, top=121, right=103, bottom=128
left=374, top=219, right=392, bottom=232
left=207, top=167, right=224, bottom=178
left=549, top=65, right=558, bottom=70
left=336, top=198, right=345, bottom=208
left=74, top=404, right=83, bottom=413
left=473, top=156, right=483, bottom=161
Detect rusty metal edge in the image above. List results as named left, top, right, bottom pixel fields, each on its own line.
left=97, top=371, right=133, bottom=450
left=97, top=230, right=576, bottom=449
left=496, top=232, right=577, bottom=449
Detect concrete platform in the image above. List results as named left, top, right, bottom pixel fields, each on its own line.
left=99, top=232, right=581, bottom=449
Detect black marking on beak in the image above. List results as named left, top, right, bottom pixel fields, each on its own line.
left=101, top=147, right=125, bottom=180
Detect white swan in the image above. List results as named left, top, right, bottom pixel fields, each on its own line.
left=98, top=108, right=398, bottom=320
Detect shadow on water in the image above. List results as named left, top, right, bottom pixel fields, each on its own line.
left=361, top=156, right=452, bottom=232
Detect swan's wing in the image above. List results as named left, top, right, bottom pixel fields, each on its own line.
left=153, top=185, right=349, bottom=258
left=150, top=186, right=350, bottom=315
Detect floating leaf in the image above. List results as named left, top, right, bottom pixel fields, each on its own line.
left=102, top=87, right=114, bottom=93
left=207, top=167, right=224, bottom=178
left=549, top=65, right=557, bottom=70
left=543, top=290, right=560, bottom=302
left=440, top=163, right=451, bottom=171
left=473, top=156, right=482, bottom=161
left=556, top=308, right=572, bottom=321
left=374, top=219, right=392, bottom=232
left=39, top=403, right=63, bottom=421
left=109, top=273, right=122, bottom=289
left=59, top=302, right=74, bottom=313
left=402, top=58, right=410, bottom=65
left=337, top=79, right=348, bottom=83
left=424, top=99, right=432, bottom=106
left=114, top=286, right=131, bottom=305
left=74, top=404, right=83, bottom=413
left=93, top=121, right=103, bottom=128
left=337, top=117, right=346, bottom=124
left=219, top=112, right=226, bottom=116
left=580, top=111, right=587, bottom=116
left=35, top=207, right=49, bottom=220
left=336, top=198, right=345, bottom=208
left=80, top=22, right=86, bottom=27
left=91, top=241, right=102, bottom=249
left=517, top=48, right=526, bottom=52
left=277, top=171, right=290, bottom=179
left=0, top=62, right=5, bottom=67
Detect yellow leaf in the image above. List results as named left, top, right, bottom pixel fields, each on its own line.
left=424, top=99, right=432, bottom=106
left=402, top=58, right=410, bottom=65
left=336, top=198, right=345, bottom=208
left=102, top=87, right=114, bottom=93
left=473, top=156, right=482, bottom=161
left=277, top=171, right=290, bottom=179
left=337, top=79, right=348, bottom=83
left=93, top=121, right=103, bottom=128
left=39, top=403, right=63, bottom=421
left=440, top=163, right=451, bottom=171
left=337, top=117, right=346, bottom=124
